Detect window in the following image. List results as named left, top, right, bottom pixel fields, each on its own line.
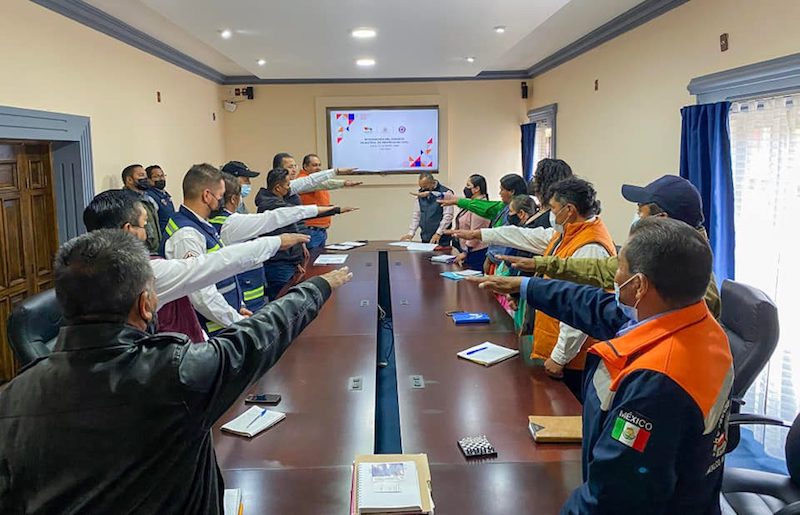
left=527, top=103, right=557, bottom=167
left=730, top=92, right=800, bottom=458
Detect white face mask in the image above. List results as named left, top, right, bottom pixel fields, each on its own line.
left=549, top=206, right=567, bottom=234
left=631, top=212, right=641, bottom=229
left=614, top=273, right=642, bottom=322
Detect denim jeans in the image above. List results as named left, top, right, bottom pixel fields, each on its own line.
left=264, top=261, right=299, bottom=300
left=307, top=227, right=328, bottom=249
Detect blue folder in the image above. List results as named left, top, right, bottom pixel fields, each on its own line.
left=452, top=312, right=491, bottom=325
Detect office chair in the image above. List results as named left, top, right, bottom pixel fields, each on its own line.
left=720, top=412, right=800, bottom=514
left=6, top=289, right=63, bottom=369
left=719, top=279, right=780, bottom=452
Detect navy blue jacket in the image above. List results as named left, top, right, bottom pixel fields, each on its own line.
left=523, top=278, right=731, bottom=515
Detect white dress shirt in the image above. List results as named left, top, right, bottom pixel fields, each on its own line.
left=289, top=168, right=337, bottom=195
left=163, top=205, right=318, bottom=327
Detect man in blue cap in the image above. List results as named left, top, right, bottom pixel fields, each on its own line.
left=497, top=174, right=720, bottom=318
left=221, top=160, right=260, bottom=213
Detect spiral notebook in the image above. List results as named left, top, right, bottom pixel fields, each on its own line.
left=220, top=406, right=285, bottom=438
left=350, top=454, right=434, bottom=515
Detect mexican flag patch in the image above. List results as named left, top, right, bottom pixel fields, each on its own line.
left=611, top=410, right=652, bottom=452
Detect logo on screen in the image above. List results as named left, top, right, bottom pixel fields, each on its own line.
left=398, top=126, right=406, bottom=134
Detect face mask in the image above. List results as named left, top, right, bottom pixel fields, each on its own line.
left=153, top=179, right=166, bottom=190
left=207, top=192, right=224, bottom=212
left=549, top=206, right=567, bottom=234
left=241, top=184, right=252, bottom=198
left=614, top=273, right=642, bottom=322
left=463, top=187, right=473, bottom=199
left=508, top=213, right=521, bottom=226
left=631, top=212, right=641, bottom=229
left=135, top=178, right=150, bottom=191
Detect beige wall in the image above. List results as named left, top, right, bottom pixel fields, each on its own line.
left=528, top=0, right=800, bottom=242
left=0, top=0, right=226, bottom=196
left=223, top=81, right=528, bottom=242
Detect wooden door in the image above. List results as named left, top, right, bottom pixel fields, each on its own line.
left=0, top=142, right=59, bottom=381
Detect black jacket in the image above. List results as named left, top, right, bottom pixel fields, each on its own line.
left=0, top=278, right=332, bottom=515
left=254, top=188, right=341, bottom=263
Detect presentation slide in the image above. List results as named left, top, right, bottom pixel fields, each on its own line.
left=328, top=107, right=439, bottom=173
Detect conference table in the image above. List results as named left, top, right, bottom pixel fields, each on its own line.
left=213, top=242, right=583, bottom=514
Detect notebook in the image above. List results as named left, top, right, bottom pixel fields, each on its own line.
left=440, top=271, right=465, bottom=281
left=454, top=269, right=482, bottom=277
left=220, top=406, right=285, bottom=437
left=313, top=254, right=349, bottom=265
left=528, top=416, right=583, bottom=443
left=451, top=312, right=490, bottom=325
left=223, top=489, right=243, bottom=515
left=430, top=255, right=457, bottom=264
left=351, top=454, right=434, bottom=515
left=457, top=342, right=519, bottom=366
left=326, top=243, right=356, bottom=251
left=357, top=461, right=423, bottom=514
left=341, top=241, right=368, bottom=247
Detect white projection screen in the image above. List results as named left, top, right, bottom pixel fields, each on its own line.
left=326, top=106, right=439, bottom=173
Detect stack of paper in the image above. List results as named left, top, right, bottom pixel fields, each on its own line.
left=430, top=255, right=457, bottom=264
left=388, top=242, right=412, bottom=248
left=327, top=241, right=368, bottom=251
left=440, top=270, right=484, bottom=281
left=313, top=254, right=349, bottom=265
left=406, top=243, right=438, bottom=252
left=350, top=454, right=434, bottom=515
left=223, top=489, right=243, bottom=515
left=457, top=342, right=519, bottom=366
left=220, top=406, right=285, bottom=438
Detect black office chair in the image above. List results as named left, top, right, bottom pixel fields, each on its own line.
left=719, top=279, right=780, bottom=452
left=6, top=289, right=63, bottom=369
left=721, top=412, right=800, bottom=514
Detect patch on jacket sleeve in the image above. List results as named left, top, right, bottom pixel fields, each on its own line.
left=611, top=410, right=653, bottom=452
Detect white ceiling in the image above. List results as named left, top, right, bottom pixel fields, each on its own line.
left=83, top=0, right=647, bottom=80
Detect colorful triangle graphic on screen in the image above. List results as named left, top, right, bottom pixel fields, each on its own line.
left=337, top=137, right=343, bottom=144
left=427, top=138, right=433, bottom=145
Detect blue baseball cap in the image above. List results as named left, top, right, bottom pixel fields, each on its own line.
left=621, top=175, right=704, bottom=228
left=221, top=160, right=260, bottom=178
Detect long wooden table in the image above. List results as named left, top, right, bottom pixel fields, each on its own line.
left=214, top=243, right=583, bottom=513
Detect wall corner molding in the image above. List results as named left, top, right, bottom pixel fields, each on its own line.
left=688, top=52, right=800, bottom=103
left=527, top=0, right=689, bottom=78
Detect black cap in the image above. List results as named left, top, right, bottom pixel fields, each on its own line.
left=221, top=161, right=260, bottom=178
left=621, top=175, right=704, bottom=228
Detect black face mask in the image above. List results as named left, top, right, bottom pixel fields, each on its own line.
left=508, top=213, right=522, bottom=226
left=135, top=178, right=150, bottom=191
left=153, top=179, right=166, bottom=190
left=463, top=187, right=473, bottom=199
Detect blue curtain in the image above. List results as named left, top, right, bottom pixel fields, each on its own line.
left=521, top=122, right=536, bottom=182
left=679, top=101, right=735, bottom=281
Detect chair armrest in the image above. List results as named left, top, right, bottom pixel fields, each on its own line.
left=729, top=413, right=792, bottom=428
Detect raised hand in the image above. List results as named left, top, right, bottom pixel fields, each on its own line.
left=339, top=206, right=359, bottom=214
left=279, top=233, right=311, bottom=250
left=445, top=229, right=480, bottom=241
left=320, top=266, right=353, bottom=289
left=437, top=197, right=460, bottom=207
left=495, top=254, right=539, bottom=273
left=464, top=275, right=524, bottom=295
left=343, top=181, right=363, bottom=187
left=335, top=167, right=358, bottom=174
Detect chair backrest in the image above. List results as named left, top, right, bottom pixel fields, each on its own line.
left=788, top=413, right=800, bottom=487
left=719, top=279, right=780, bottom=399
left=7, top=289, right=63, bottom=368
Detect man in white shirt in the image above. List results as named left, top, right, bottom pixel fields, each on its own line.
left=401, top=172, right=455, bottom=246
left=448, top=177, right=616, bottom=398
left=162, top=163, right=326, bottom=336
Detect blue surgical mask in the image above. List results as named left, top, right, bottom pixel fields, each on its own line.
left=614, top=273, right=641, bottom=322
left=241, top=184, right=252, bottom=198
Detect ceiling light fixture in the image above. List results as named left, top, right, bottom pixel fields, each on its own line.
left=257, top=59, right=266, bottom=66
left=493, top=25, right=506, bottom=34
left=351, top=28, right=377, bottom=39
left=466, top=57, right=476, bottom=63
left=220, top=29, right=232, bottom=39
left=356, top=58, right=376, bottom=67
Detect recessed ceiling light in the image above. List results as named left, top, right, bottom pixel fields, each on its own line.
left=466, top=57, right=476, bottom=63
left=220, top=29, right=232, bottom=39
left=493, top=25, right=506, bottom=34
left=351, top=28, right=376, bottom=39
left=356, top=58, right=376, bottom=67
left=257, top=59, right=266, bottom=66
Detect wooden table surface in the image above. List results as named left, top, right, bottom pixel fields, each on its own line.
left=214, top=242, right=583, bottom=513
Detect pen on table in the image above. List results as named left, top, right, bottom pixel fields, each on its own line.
left=466, top=346, right=488, bottom=356
left=245, top=408, right=267, bottom=428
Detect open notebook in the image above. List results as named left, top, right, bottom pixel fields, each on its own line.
left=220, top=406, right=285, bottom=438
left=457, top=342, right=519, bottom=366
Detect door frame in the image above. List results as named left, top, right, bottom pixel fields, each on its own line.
left=0, top=106, right=94, bottom=243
